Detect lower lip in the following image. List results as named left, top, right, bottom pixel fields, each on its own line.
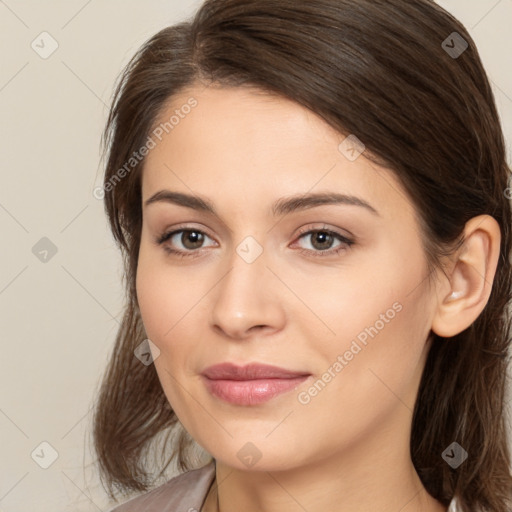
left=202, top=376, right=310, bottom=405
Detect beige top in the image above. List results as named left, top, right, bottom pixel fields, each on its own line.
left=109, top=461, right=216, bottom=512
left=108, top=460, right=461, bottom=512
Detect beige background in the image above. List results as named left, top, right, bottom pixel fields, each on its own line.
left=0, top=1, right=511, bottom=511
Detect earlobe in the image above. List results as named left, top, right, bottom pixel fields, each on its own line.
left=430, top=215, right=501, bottom=338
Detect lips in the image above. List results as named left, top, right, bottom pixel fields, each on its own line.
left=201, top=363, right=311, bottom=405
left=201, top=362, right=310, bottom=380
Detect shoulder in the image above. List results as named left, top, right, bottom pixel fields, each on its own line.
left=108, top=460, right=216, bottom=512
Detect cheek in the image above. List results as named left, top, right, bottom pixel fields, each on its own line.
left=288, top=258, right=405, bottom=358
left=309, top=244, right=432, bottom=397
left=136, top=258, right=168, bottom=342
left=136, top=242, right=194, bottom=341
left=302, top=288, right=431, bottom=450
left=135, top=243, right=214, bottom=382
left=135, top=250, right=198, bottom=412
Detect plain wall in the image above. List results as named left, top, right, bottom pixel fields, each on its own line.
left=0, top=1, right=511, bottom=511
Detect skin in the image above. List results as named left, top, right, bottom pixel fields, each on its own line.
left=135, top=83, right=501, bottom=512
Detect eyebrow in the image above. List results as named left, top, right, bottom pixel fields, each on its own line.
left=144, top=190, right=380, bottom=217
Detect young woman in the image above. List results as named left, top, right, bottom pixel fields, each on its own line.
left=92, top=1, right=512, bottom=511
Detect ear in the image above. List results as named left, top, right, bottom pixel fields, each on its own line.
left=430, top=214, right=501, bottom=338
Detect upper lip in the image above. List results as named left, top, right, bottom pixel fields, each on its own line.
left=201, top=363, right=310, bottom=380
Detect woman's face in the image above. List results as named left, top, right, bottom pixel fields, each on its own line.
left=136, top=84, right=438, bottom=471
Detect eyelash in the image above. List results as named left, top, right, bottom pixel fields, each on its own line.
left=155, top=225, right=355, bottom=259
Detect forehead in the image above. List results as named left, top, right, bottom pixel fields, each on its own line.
left=141, top=84, right=415, bottom=224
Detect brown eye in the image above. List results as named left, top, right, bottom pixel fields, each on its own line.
left=309, top=231, right=336, bottom=251
left=156, top=227, right=216, bottom=258
left=294, top=228, right=355, bottom=258
left=180, top=230, right=205, bottom=250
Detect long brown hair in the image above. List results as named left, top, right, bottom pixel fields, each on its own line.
left=92, top=1, right=512, bottom=510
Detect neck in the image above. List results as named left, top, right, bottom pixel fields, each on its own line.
left=205, top=459, right=446, bottom=512
left=202, top=413, right=448, bottom=512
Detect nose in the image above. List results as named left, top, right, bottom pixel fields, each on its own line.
left=210, top=243, right=286, bottom=340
